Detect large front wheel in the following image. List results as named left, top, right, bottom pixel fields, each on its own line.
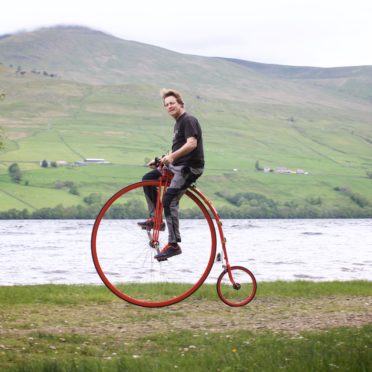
left=91, top=181, right=217, bottom=307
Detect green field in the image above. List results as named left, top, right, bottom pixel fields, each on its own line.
left=0, top=282, right=371, bottom=371
left=1, top=27, right=372, bottom=217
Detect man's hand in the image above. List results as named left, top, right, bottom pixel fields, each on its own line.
left=160, top=153, right=174, bottom=166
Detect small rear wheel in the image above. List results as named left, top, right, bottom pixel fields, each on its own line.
left=216, top=266, right=257, bottom=307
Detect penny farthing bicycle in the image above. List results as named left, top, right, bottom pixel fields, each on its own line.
left=91, top=161, right=257, bottom=308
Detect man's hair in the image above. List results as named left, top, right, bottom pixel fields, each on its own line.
left=160, top=89, right=184, bottom=107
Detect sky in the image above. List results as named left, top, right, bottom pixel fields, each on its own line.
left=1, top=0, right=372, bottom=68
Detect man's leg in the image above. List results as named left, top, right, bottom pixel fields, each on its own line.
left=163, top=165, right=203, bottom=244
left=142, top=169, right=161, bottom=217
left=155, top=165, right=203, bottom=260
left=163, top=187, right=185, bottom=243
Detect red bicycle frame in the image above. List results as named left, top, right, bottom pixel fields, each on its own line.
left=150, top=166, right=238, bottom=288
left=188, top=186, right=239, bottom=289
left=148, top=168, right=173, bottom=251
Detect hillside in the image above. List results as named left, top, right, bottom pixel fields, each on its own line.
left=0, top=26, right=267, bottom=93
left=0, top=26, right=371, bottom=217
left=225, top=58, right=372, bottom=101
left=1, top=26, right=372, bottom=106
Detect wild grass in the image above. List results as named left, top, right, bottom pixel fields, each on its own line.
left=0, top=281, right=371, bottom=371
left=2, top=324, right=371, bottom=371
left=1, top=280, right=371, bottom=305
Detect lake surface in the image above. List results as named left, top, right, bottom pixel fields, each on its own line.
left=1, top=219, right=371, bottom=285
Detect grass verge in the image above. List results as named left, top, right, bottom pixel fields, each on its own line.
left=0, top=280, right=371, bottom=305
left=0, top=281, right=371, bottom=371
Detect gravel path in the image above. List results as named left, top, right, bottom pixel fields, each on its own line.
left=2, top=296, right=371, bottom=339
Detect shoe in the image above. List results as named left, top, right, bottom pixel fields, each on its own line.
left=137, top=218, right=165, bottom=231
left=155, top=243, right=182, bottom=261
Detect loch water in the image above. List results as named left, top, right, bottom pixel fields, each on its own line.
left=1, top=219, right=371, bottom=285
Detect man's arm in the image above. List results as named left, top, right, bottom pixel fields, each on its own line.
left=161, top=137, right=197, bottom=166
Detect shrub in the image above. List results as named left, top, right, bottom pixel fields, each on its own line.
left=69, top=185, right=80, bottom=196
left=306, top=196, right=322, bottom=205
left=350, top=193, right=369, bottom=208
left=84, top=193, right=102, bottom=205
left=8, top=163, right=22, bottom=183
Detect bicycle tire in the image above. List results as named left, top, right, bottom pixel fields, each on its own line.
left=216, top=266, right=257, bottom=307
left=91, top=180, right=217, bottom=307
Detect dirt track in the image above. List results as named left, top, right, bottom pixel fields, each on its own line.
left=2, top=296, right=371, bottom=339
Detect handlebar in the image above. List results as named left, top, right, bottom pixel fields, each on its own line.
left=150, top=156, right=173, bottom=179
left=154, top=156, right=162, bottom=167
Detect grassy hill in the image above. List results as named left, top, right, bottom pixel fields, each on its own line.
left=0, top=26, right=371, bottom=217
left=225, top=58, right=372, bottom=101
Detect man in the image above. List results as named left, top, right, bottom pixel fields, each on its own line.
left=138, top=89, right=204, bottom=260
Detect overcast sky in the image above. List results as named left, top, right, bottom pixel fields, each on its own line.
left=1, top=0, right=372, bottom=67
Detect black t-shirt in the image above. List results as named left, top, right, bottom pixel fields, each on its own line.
left=172, top=112, right=204, bottom=167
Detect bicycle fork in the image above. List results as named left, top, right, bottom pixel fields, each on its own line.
left=189, top=186, right=240, bottom=289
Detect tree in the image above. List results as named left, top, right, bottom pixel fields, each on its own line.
left=0, top=125, right=5, bottom=150
left=8, top=163, right=22, bottom=183
left=255, top=160, right=263, bottom=171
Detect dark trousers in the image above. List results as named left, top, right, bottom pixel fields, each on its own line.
left=142, top=165, right=203, bottom=243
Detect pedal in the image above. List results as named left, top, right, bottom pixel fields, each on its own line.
left=156, top=256, right=168, bottom=262
left=140, top=225, right=166, bottom=231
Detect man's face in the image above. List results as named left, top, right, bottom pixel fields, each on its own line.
left=164, top=96, right=184, bottom=119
